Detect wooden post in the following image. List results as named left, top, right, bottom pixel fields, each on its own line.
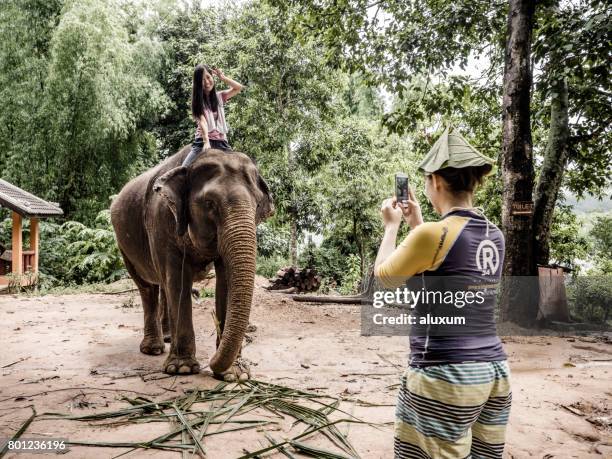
left=30, top=218, right=39, bottom=273
left=11, top=212, right=23, bottom=276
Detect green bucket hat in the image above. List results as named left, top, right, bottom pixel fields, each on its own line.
left=418, top=126, right=495, bottom=174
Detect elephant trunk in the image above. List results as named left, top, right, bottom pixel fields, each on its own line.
left=209, top=202, right=257, bottom=374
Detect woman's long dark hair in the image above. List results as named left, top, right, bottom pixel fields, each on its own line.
left=191, top=64, right=218, bottom=120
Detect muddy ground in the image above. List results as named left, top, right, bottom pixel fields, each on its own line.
left=1, top=276, right=611, bottom=458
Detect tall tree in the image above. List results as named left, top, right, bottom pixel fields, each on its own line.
left=272, top=0, right=610, bottom=323
left=40, top=0, right=169, bottom=220
left=532, top=0, right=611, bottom=266
left=498, top=0, right=537, bottom=325
left=216, top=1, right=339, bottom=265
left=0, top=0, right=169, bottom=222
left=0, top=0, right=64, bottom=185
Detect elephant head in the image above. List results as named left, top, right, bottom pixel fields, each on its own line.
left=154, top=150, right=274, bottom=374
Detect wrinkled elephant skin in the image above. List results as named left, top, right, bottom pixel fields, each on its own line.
left=110, top=148, right=274, bottom=378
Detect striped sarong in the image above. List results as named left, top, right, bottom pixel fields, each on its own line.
left=394, top=361, right=511, bottom=459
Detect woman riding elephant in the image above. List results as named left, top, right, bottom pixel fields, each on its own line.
left=182, top=64, right=243, bottom=167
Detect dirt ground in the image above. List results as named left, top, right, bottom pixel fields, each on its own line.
left=1, top=276, right=611, bottom=458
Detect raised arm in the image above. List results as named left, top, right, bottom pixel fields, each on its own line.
left=212, top=68, right=243, bottom=100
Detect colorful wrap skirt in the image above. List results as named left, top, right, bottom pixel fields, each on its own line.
left=394, top=361, right=512, bottom=459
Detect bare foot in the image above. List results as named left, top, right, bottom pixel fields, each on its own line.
left=213, top=357, right=250, bottom=382
left=163, top=355, right=200, bottom=375
left=140, top=336, right=164, bottom=355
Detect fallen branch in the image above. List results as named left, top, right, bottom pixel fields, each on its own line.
left=270, top=287, right=297, bottom=294
left=0, top=387, right=164, bottom=403
left=292, top=295, right=370, bottom=304
left=1, top=356, right=31, bottom=368
left=100, top=288, right=138, bottom=295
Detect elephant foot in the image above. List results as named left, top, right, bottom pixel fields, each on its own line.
left=213, top=357, right=250, bottom=383
left=163, top=355, right=200, bottom=375
left=140, top=336, right=165, bottom=355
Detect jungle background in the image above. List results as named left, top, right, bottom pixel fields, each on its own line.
left=0, top=0, right=609, bottom=324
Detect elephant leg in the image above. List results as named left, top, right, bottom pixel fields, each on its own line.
left=212, top=259, right=249, bottom=382
left=138, top=283, right=165, bottom=355
left=119, top=250, right=164, bottom=355
left=160, top=287, right=171, bottom=343
left=162, top=255, right=199, bottom=375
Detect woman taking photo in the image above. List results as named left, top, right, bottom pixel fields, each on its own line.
left=374, top=127, right=512, bottom=459
left=182, top=64, right=243, bottom=167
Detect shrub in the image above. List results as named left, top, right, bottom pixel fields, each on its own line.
left=298, top=239, right=345, bottom=284
left=589, top=215, right=612, bottom=274
left=298, top=236, right=370, bottom=294
left=339, top=253, right=362, bottom=295
left=256, top=254, right=290, bottom=278
left=567, top=275, right=612, bottom=323
left=256, top=223, right=289, bottom=258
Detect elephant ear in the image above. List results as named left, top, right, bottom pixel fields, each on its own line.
left=153, top=166, right=189, bottom=237
left=256, top=175, right=274, bottom=223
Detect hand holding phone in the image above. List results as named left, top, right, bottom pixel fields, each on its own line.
left=395, top=173, right=409, bottom=206
left=394, top=173, right=424, bottom=229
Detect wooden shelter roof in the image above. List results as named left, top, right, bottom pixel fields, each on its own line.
left=0, top=179, right=63, bottom=218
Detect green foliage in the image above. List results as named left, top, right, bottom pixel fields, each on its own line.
left=0, top=0, right=64, bottom=189
left=298, top=238, right=344, bottom=284
left=339, top=254, right=361, bottom=295
left=256, top=222, right=289, bottom=258
left=256, top=254, right=291, bottom=279
left=55, top=215, right=125, bottom=284
left=588, top=214, right=612, bottom=273
left=533, top=0, right=612, bottom=197
left=0, top=0, right=169, bottom=223
left=548, top=204, right=589, bottom=271
left=567, top=275, right=612, bottom=323
left=1, top=0, right=604, bottom=289
left=589, top=214, right=612, bottom=259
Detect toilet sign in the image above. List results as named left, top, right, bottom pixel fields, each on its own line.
left=511, top=201, right=534, bottom=216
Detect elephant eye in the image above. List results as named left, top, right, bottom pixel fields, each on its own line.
left=204, top=199, right=216, bottom=210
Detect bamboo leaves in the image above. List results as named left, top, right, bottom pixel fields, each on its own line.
left=38, top=380, right=369, bottom=458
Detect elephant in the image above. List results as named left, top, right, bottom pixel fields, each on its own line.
left=110, top=147, right=274, bottom=380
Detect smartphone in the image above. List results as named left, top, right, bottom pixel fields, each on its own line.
left=395, top=173, right=409, bottom=205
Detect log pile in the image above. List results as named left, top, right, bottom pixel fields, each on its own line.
left=267, top=266, right=321, bottom=293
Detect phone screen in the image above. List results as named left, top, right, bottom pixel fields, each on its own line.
left=395, top=173, right=409, bottom=204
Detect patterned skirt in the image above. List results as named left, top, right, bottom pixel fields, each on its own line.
left=394, top=361, right=512, bottom=458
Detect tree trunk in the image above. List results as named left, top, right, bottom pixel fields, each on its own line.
left=533, top=76, right=569, bottom=266
left=499, top=0, right=538, bottom=326
left=286, top=140, right=298, bottom=266
left=290, top=217, right=297, bottom=266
